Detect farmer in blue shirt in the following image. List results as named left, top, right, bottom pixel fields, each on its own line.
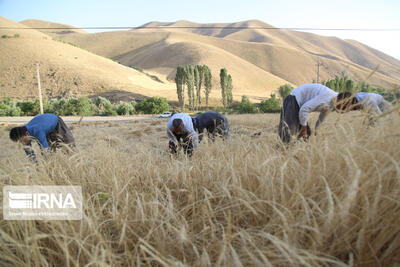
left=9, top=113, right=75, bottom=159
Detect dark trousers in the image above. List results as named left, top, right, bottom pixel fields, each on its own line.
left=47, top=116, right=75, bottom=151
left=278, top=95, right=311, bottom=143
left=169, top=134, right=193, bottom=156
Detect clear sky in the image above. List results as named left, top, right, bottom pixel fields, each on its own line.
left=1, top=0, right=399, bottom=59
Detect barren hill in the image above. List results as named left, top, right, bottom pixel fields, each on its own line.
left=39, top=18, right=400, bottom=97
left=20, top=19, right=89, bottom=34
left=6, top=17, right=400, bottom=103
left=0, top=17, right=176, bottom=101
left=20, top=19, right=294, bottom=100
left=136, top=20, right=400, bottom=87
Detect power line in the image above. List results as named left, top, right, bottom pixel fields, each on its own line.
left=1, top=26, right=400, bottom=31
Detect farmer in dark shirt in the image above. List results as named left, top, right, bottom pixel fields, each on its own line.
left=192, top=111, right=230, bottom=142
left=9, top=113, right=75, bottom=160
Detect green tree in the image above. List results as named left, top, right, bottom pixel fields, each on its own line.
left=0, top=97, right=21, bottom=116
left=278, top=84, right=293, bottom=100
left=136, top=97, right=170, bottom=114
left=3, top=97, right=13, bottom=106
left=226, top=74, right=233, bottom=107
left=194, top=65, right=203, bottom=106
left=94, top=96, right=117, bottom=116
left=116, top=101, right=135, bottom=115
left=345, top=79, right=354, bottom=92
left=322, top=72, right=355, bottom=92
left=220, top=68, right=233, bottom=107
left=238, top=95, right=257, bottom=114
left=16, top=101, right=38, bottom=116
left=185, top=65, right=195, bottom=110
left=203, top=65, right=212, bottom=107
left=67, top=97, right=96, bottom=116
left=259, top=94, right=281, bottom=113
left=220, top=68, right=228, bottom=107
left=175, top=66, right=186, bottom=109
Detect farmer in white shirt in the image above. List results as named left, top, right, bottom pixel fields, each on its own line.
left=278, top=83, right=338, bottom=143
left=167, top=113, right=198, bottom=156
left=336, top=92, right=390, bottom=114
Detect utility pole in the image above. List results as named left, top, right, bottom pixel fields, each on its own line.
left=316, top=61, right=322, bottom=83
left=36, top=63, right=44, bottom=114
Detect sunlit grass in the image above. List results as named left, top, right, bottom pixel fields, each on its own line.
left=0, top=111, right=399, bottom=266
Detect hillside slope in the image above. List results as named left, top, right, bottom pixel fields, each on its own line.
left=20, top=20, right=294, bottom=99
left=11, top=18, right=400, bottom=102
left=133, top=20, right=400, bottom=88
left=0, top=17, right=175, bottom=101
left=20, top=19, right=89, bottom=34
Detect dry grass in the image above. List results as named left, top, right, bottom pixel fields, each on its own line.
left=0, top=111, right=399, bottom=266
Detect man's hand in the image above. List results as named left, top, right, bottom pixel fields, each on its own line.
left=301, top=125, right=309, bottom=140
left=168, top=141, right=178, bottom=154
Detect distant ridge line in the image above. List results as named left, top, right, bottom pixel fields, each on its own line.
left=2, top=26, right=400, bottom=31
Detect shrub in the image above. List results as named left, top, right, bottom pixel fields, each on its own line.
left=238, top=95, right=257, bottom=114
left=47, top=99, right=64, bottom=114
left=129, top=101, right=137, bottom=110
left=17, top=101, right=40, bottom=116
left=1, top=96, right=170, bottom=116
left=70, top=97, right=96, bottom=116
left=2, top=97, right=13, bottom=106
left=136, top=97, right=170, bottom=114
left=259, top=94, right=281, bottom=113
left=278, top=84, right=293, bottom=100
left=0, top=104, right=21, bottom=116
left=44, top=99, right=59, bottom=114
left=116, top=102, right=135, bottom=115
left=94, top=96, right=117, bottom=116
left=49, top=97, right=96, bottom=116
left=214, top=106, right=228, bottom=113
left=0, top=97, right=21, bottom=116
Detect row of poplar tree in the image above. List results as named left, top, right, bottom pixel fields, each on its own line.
left=175, top=65, right=233, bottom=109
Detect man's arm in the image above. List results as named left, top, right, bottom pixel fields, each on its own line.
left=299, top=97, right=323, bottom=126
left=188, top=119, right=199, bottom=151
left=37, top=132, right=50, bottom=149
left=166, top=128, right=178, bottom=144
left=299, top=97, right=330, bottom=139
left=315, top=110, right=329, bottom=129
left=24, top=147, right=38, bottom=163
left=374, top=105, right=383, bottom=115
left=191, top=132, right=198, bottom=151
left=379, top=99, right=390, bottom=112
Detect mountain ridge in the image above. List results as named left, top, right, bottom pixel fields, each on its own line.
left=1, top=17, right=398, bottom=102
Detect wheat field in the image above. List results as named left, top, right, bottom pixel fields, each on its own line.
left=0, top=110, right=399, bottom=266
